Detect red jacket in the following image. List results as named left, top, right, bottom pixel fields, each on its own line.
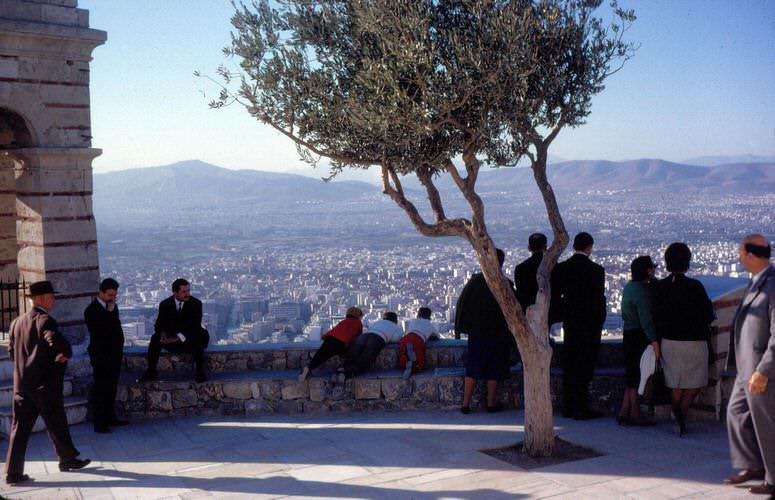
left=323, top=317, right=362, bottom=346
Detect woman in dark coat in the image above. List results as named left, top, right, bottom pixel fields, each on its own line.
left=618, top=256, right=658, bottom=426
left=454, top=249, right=514, bottom=414
left=653, top=242, right=715, bottom=436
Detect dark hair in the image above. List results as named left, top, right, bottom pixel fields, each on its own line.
left=382, top=311, right=398, bottom=323
left=417, top=307, right=432, bottom=319
left=496, top=248, right=505, bottom=267
left=630, top=256, right=655, bottom=282
left=99, top=277, right=119, bottom=292
left=528, top=233, right=547, bottom=253
left=745, top=242, right=772, bottom=259
left=172, top=278, right=190, bottom=293
left=664, top=242, right=691, bottom=273
left=573, top=232, right=594, bottom=251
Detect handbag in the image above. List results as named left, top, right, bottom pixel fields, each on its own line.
left=642, top=362, right=671, bottom=406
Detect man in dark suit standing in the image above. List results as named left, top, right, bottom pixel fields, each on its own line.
left=514, top=233, right=547, bottom=311
left=138, top=278, right=210, bottom=383
left=5, top=281, right=90, bottom=485
left=551, top=232, right=607, bottom=419
left=84, top=278, right=128, bottom=433
left=723, top=234, right=775, bottom=495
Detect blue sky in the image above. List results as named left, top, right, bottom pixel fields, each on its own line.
left=80, top=0, right=775, bottom=174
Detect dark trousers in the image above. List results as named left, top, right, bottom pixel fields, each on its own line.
left=147, top=330, right=210, bottom=375
left=90, top=363, right=120, bottom=429
left=309, top=337, right=347, bottom=371
left=561, top=325, right=602, bottom=414
left=5, top=388, right=79, bottom=475
left=343, top=333, right=386, bottom=376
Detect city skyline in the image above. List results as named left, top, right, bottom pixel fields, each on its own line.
left=81, top=0, right=775, bottom=175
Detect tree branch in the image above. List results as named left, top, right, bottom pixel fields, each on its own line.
left=416, top=166, right=446, bottom=222
left=381, top=164, right=470, bottom=239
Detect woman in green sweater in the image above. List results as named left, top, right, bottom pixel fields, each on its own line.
left=617, top=255, right=659, bottom=426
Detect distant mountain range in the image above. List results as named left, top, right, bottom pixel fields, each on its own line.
left=93, top=158, right=774, bottom=226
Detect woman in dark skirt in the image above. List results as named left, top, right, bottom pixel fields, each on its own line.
left=618, top=256, right=659, bottom=426
left=454, top=249, right=514, bottom=414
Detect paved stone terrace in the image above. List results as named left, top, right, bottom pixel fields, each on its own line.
left=0, top=409, right=752, bottom=499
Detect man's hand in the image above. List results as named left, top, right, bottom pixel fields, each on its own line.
left=55, top=353, right=69, bottom=363
left=749, top=371, right=768, bottom=393
left=651, top=341, right=661, bottom=362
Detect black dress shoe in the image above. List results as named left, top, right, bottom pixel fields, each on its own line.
left=460, top=406, right=471, bottom=415
left=724, top=469, right=764, bottom=485
left=108, top=419, right=129, bottom=427
left=5, top=473, right=30, bottom=485
left=136, top=370, right=158, bottom=383
left=748, top=482, right=775, bottom=495
left=59, top=458, right=91, bottom=472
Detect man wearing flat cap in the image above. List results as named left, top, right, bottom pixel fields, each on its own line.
left=4, top=281, right=90, bottom=485
left=724, top=234, right=775, bottom=496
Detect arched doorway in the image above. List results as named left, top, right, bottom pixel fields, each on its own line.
left=0, top=107, right=34, bottom=335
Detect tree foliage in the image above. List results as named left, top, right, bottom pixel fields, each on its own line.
left=212, top=0, right=636, bottom=457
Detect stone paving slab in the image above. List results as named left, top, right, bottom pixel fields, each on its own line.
left=0, top=409, right=756, bottom=499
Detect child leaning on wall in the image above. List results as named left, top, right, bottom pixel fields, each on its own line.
left=399, top=307, right=439, bottom=379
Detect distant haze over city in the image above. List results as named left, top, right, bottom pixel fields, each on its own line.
left=94, top=157, right=771, bottom=347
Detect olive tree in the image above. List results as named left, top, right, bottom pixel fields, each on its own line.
left=210, top=0, right=635, bottom=456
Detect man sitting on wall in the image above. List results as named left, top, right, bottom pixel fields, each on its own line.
left=137, top=278, right=210, bottom=383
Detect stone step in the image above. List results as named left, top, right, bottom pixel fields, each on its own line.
left=0, top=377, right=73, bottom=407
left=116, top=365, right=627, bottom=420
left=0, top=396, right=88, bottom=437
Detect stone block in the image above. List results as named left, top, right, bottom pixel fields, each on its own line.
left=125, top=356, right=147, bottom=372
left=354, top=379, right=381, bottom=400
left=277, top=400, right=303, bottom=413
left=374, top=350, right=395, bottom=370
left=224, top=357, right=248, bottom=372
left=286, top=350, right=301, bottom=370
left=147, top=391, right=172, bottom=412
left=196, top=382, right=224, bottom=402
left=425, top=348, right=438, bottom=368
left=302, top=401, right=331, bottom=413
left=272, top=352, right=287, bottom=370
left=250, top=382, right=261, bottom=399
left=381, top=378, right=412, bottom=401
left=223, top=381, right=252, bottom=400
left=245, top=399, right=276, bottom=416
left=281, top=380, right=309, bottom=400
left=308, top=378, right=329, bottom=402
left=438, top=377, right=463, bottom=405
left=259, top=381, right=281, bottom=400
left=413, top=378, right=439, bottom=402
left=128, top=386, right=145, bottom=402
left=172, top=389, right=198, bottom=409
left=220, top=400, right=245, bottom=415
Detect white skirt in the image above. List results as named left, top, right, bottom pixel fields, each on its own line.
left=661, top=339, right=708, bottom=389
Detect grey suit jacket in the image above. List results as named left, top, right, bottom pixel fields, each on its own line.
left=727, top=265, right=775, bottom=381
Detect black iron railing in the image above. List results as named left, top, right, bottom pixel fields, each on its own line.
left=0, top=280, right=26, bottom=341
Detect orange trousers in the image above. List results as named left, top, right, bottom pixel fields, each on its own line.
left=398, top=332, right=427, bottom=371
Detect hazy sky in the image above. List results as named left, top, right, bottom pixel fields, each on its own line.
left=80, top=0, right=775, bottom=174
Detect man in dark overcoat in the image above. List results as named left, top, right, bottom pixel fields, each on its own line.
left=84, top=277, right=128, bottom=433
left=5, top=281, right=90, bottom=485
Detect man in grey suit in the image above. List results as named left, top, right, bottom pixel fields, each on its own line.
left=724, top=234, right=775, bottom=496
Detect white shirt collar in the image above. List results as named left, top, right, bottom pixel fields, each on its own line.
left=175, top=298, right=184, bottom=310
left=751, top=265, right=772, bottom=288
